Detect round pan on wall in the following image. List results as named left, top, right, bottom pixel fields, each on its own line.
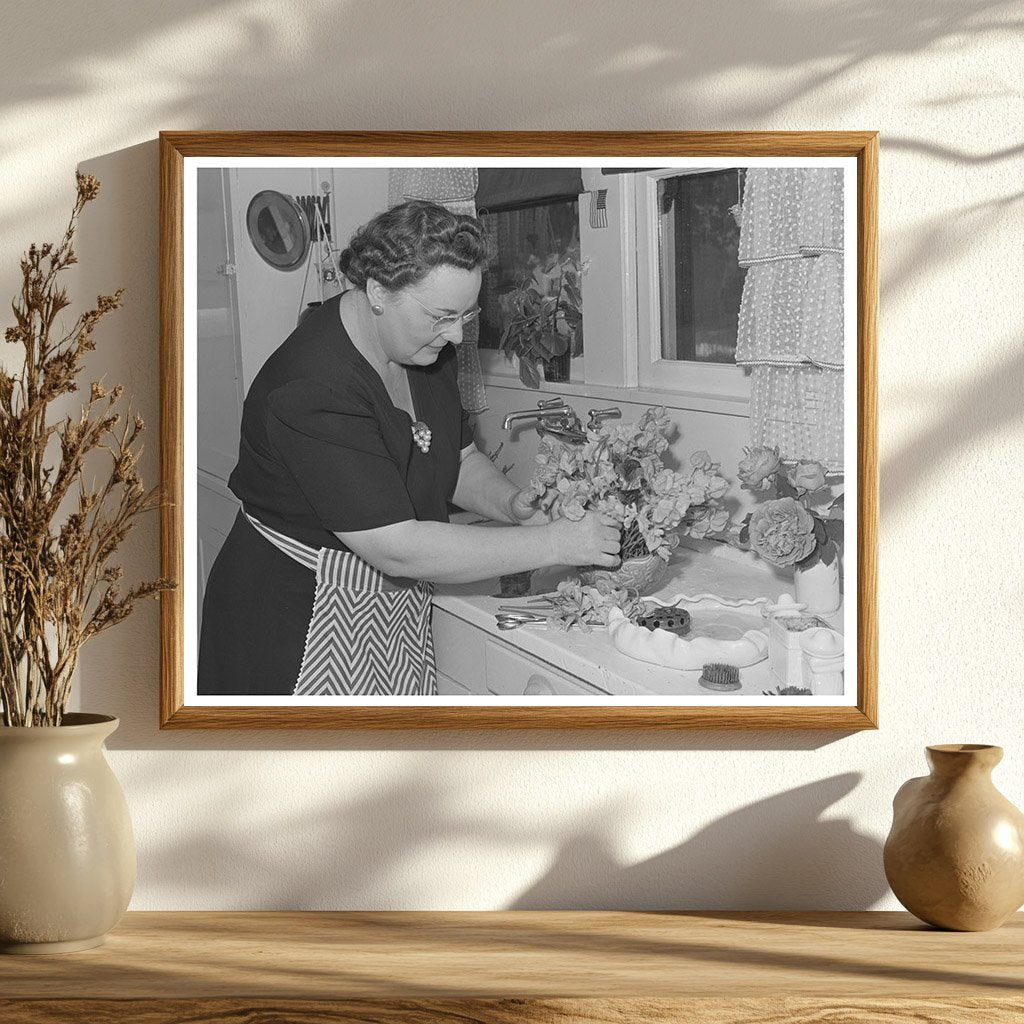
left=245, top=190, right=311, bottom=270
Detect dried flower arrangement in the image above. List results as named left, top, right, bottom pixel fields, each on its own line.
left=0, top=174, right=173, bottom=726
left=731, top=445, right=843, bottom=571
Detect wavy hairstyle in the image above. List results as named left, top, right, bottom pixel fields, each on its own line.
left=339, top=200, right=487, bottom=292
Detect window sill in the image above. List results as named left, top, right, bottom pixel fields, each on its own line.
left=479, top=371, right=750, bottom=418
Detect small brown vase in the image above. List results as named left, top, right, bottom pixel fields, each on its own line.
left=884, top=744, right=1024, bottom=931
left=0, top=714, right=135, bottom=953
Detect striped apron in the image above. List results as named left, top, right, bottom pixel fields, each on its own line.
left=244, top=512, right=436, bottom=697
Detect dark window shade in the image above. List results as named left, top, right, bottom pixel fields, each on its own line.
left=476, top=168, right=584, bottom=211
left=600, top=167, right=669, bottom=175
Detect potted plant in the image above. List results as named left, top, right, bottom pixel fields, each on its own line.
left=497, top=245, right=585, bottom=388
left=527, top=407, right=729, bottom=596
left=731, top=445, right=844, bottom=614
left=0, top=174, right=173, bottom=953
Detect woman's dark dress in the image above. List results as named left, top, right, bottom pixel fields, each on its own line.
left=198, top=294, right=471, bottom=696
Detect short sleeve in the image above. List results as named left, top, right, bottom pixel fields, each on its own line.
left=459, top=401, right=473, bottom=450
left=265, top=380, right=416, bottom=533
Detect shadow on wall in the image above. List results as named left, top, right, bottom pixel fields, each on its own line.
left=1, top=0, right=1020, bottom=245
left=511, top=774, right=886, bottom=910
left=130, top=758, right=885, bottom=909
left=2, top=0, right=1017, bottom=128
left=882, top=337, right=1024, bottom=510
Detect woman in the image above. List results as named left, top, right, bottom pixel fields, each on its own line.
left=199, top=200, right=619, bottom=697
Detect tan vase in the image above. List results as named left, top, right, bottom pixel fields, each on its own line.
left=0, top=713, right=135, bottom=953
left=883, top=744, right=1024, bottom=931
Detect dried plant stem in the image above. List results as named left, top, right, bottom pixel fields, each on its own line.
left=0, top=173, right=175, bottom=727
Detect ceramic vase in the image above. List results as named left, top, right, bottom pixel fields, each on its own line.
left=578, top=553, right=669, bottom=596
left=884, top=744, right=1024, bottom=931
left=794, top=547, right=841, bottom=615
left=0, top=714, right=135, bottom=953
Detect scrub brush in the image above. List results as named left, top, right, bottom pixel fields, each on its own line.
left=698, top=663, right=741, bottom=692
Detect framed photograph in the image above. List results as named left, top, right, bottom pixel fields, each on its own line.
left=160, top=131, right=877, bottom=730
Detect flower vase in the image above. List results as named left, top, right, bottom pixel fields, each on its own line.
left=578, top=553, right=669, bottom=596
left=794, top=547, right=841, bottom=615
left=542, top=351, right=570, bottom=383
left=884, top=744, right=1024, bottom=930
left=0, top=714, right=135, bottom=953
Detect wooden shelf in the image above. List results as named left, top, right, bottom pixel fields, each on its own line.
left=1, top=911, right=1021, bottom=1022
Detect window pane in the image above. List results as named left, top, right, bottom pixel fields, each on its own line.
left=658, top=170, right=746, bottom=364
left=477, top=198, right=580, bottom=351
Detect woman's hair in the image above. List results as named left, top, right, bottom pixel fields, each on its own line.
left=339, top=200, right=487, bottom=291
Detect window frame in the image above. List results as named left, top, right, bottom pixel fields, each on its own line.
left=633, top=167, right=751, bottom=401
left=475, top=194, right=587, bottom=385
left=478, top=167, right=753, bottom=413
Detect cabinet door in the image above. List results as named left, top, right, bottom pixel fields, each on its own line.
left=436, top=673, right=472, bottom=697
left=484, top=640, right=607, bottom=696
left=432, top=609, right=489, bottom=694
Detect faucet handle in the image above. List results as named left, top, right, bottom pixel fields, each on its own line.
left=587, top=407, right=622, bottom=431
left=538, top=397, right=565, bottom=410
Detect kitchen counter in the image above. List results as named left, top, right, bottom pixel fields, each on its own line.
left=433, top=532, right=847, bottom=701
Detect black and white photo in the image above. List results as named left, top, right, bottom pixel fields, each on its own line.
left=161, top=132, right=878, bottom=729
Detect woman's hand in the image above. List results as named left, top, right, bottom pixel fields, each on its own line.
left=549, top=511, right=621, bottom=567
left=508, top=487, right=549, bottom=525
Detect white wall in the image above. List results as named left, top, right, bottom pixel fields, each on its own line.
left=2, top=0, right=1021, bottom=911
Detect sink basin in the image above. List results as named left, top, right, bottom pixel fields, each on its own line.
left=607, top=596, right=770, bottom=670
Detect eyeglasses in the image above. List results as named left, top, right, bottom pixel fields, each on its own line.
left=406, top=293, right=480, bottom=334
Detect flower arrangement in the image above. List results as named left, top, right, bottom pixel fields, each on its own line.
left=0, top=175, right=173, bottom=726
left=498, top=245, right=586, bottom=388
left=545, top=578, right=646, bottom=633
left=733, top=445, right=843, bottom=571
left=528, top=406, right=730, bottom=563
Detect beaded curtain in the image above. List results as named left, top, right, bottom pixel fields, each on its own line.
left=387, top=168, right=488, bottom=413
left=735, top=168, right=844, bottom=471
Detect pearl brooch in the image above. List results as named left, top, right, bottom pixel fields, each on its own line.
left=411, top=421, right=432, bottom=454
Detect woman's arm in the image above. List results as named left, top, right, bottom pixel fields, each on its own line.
left=334, top=513, right=619, bottom=584
left=451, top=446, right=543, bottom=524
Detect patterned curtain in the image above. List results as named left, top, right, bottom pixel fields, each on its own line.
left=387, top=168, right=487, bottom=413
left=735, top=168, right=844, bottom=470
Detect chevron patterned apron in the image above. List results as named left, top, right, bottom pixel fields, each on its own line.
left=244, top=512, right=436, bottom=697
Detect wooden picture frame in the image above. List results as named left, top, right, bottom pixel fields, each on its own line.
left=160, top=131, right=878, bottom=730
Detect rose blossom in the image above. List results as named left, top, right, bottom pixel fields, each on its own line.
left=748, top=498, right=817, bottom=567
left=787, top=461, right=826, bottom=493
left=737, top=445, right=781, bottom=490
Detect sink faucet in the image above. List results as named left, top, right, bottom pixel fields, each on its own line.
left=502, top=398, right=572, bottom=431
left=587, top=407, right=622, bottom=431
left=503, top=400, right=622, bottom=444
left=503, top=398, right=586, bottom=442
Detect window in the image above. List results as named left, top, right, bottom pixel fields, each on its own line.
left=476, top=198, right=580, bottom=352
left=635, top=168, right=751, bottom=399
left=656, top=170, right=746, bottom=364
left=473, top=168, right=585, bottom=384
left=474, top=166, right=753, bottom=408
